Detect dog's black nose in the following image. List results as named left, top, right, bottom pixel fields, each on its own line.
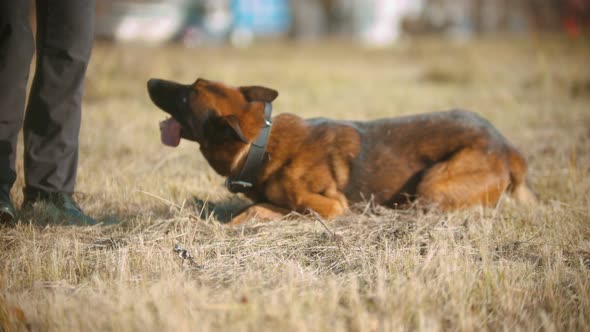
left=147, top=78, right=161, bottom=93
left=146, top=78, right=193, bottom=123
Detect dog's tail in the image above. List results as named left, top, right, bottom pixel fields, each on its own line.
left=507, top=149, right=538, bottom=204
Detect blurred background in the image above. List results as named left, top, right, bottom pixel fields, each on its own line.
left=91, top=0, right=590, bottom=47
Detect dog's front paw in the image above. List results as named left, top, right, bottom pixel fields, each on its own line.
left=227, top=203, right=289, bottom=226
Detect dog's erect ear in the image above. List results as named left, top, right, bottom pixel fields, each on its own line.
left=239, top=86, right=278, bottom=103
left=223, top=115, right=248, bottom=143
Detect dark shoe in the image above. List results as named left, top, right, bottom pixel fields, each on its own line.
left=22, top=188, right=97, bottom=226
left=0, top=185, right=16, bottom=225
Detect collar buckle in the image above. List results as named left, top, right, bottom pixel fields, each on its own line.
left=226, top=179, right=253, bottom=193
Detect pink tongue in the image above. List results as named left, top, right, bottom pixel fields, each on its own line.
left=159, top=117, right=181, bottom=147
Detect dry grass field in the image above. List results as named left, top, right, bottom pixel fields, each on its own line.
left=1, top=37, right=589, bottom=331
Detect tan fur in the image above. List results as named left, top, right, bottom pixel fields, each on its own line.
left=230, top=143, right=251, bottom=174
left=511, top=183, right=538, bottom=205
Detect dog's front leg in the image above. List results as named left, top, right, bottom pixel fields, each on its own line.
left=293, top=191, right=348, bottom=220
left=228, top=203, right=291, bottom=226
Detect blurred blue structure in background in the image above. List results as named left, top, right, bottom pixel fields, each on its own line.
left=232, top=0, right=290, bottom=35
left=231, top=0, right=291, bottom=46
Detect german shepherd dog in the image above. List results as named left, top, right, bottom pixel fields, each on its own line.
left=148, top=78, right=535, bottom=225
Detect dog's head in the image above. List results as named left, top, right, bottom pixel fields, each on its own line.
left=147, top=78, right=278, bottom=173
left=148, top=77, right=277, bottom=145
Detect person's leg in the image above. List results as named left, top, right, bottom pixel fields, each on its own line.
left=23, top=0, right=96, bottom=225
left=0, top=1, right=35, bottom=224
left=24, top=0, right=94, bottom=194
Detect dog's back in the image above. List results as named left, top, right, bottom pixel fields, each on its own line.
left=302, top=110, right=534, bottom=208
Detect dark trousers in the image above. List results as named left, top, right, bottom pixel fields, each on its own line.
left=0, top=0, right=94, bottom=194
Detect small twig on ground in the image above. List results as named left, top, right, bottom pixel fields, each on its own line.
left=316, top=218, right=333, bottom=235
left=173, top=243, right=203, bottom=270
left=316, top=217, right=344, bottom=246
left=518, top=224, right=546, bottom=244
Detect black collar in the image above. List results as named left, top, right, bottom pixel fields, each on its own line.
left=226, top=102, right=273, bottom=193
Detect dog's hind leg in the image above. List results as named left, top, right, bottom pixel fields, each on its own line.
left=506, top=149, right=537, bottom=204
left=415, top=148, right=511, bottom=210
